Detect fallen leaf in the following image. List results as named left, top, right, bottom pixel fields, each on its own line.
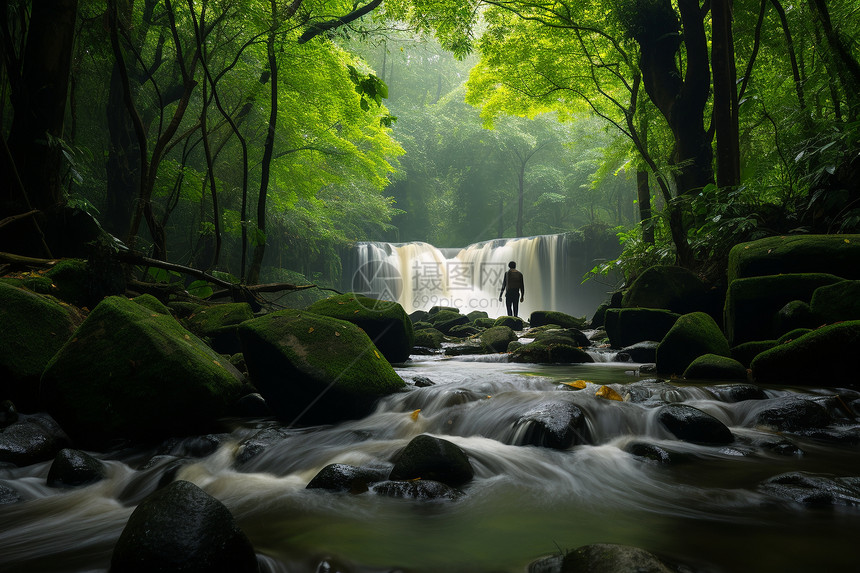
left=308, top=327, right=314, bottom=333
left=595, top=385, right=623, bottom=401
left=335, top=331, right=340, bottom=336
left=563, top=379, right=588, bottom=389
left=410, top=409, right=421, bottom=421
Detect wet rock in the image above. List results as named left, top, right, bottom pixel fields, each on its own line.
left=389, top=434, right=474, bottom=487
left=509, top=335, right=594, bottom=364
left=370, top=479, right=464, bottom=501
left=474, top=317, right=497, bottom=329
left=776, top=328, right=812, bottom=344
left=656, top=312, right=731, bottom=376
left=448, top=323, right=481, bottom=338
left=409, top=310, right=429, bottom=323
left=0, top=483, right=21, bottom=505
left=757, top=437, right=804, bottom=457
left=791, top=427, right=860, bottom=445
left=754, top=397, right=830, bottom=432
left=708, top=384, right=767, bottom=403
left=624, top=442, right=689, bottom=465
left=412, top=376, right=436, bottom=388
left=157, top=434, right=228, bottom=458
left=751, top=320, right=860, bottom=386
left=429, top=305, right=460, bottom=316
left=234, top=392, right=272, bottom=418
left=46, top=448, right=107, bottom=488
left=561, top=543, right=677, bottom=573
left=0, top=400, right=19, bottom=428
left=494, top=316, right=526, bottom=330
left=110, top=480, right=258, bottom=573
left=480, top=325, right=517, bottom=353
left=467, top=310, right=489, bottom=322
left=307, top=294, right=415, bottom=363
left=683, top=353, right=748, bottom=381
left=656, top=404, right=734, bottom=445
left=759, top=472, right=860, bottom=507
left=0, top=415, right=70, bottom=467
left=529, top=310, right=587, bottom=330
left=41, top=296, right=245, bottom=445
left=238, top=309, right=405, bottom=426
left=512, top=401, right=590, bottom=449
left=444, top=343, right=486, bottom=356
left=622, top=265, right=710, bottom=315
left=533, top=328, right=590, bottom=348
left=235, top=427, right=291, bottom=466
left=306, top=463, right=388, bottom=494
left=619, top=341, right=660, bottom=363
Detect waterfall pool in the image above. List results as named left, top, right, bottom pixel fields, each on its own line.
left=1, top=354, right=859, bottom=572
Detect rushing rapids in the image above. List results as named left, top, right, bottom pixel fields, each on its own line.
left=2, top=351, right=860, bottom=572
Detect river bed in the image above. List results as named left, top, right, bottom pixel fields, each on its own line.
left=2, top=353, right=859, bottom=572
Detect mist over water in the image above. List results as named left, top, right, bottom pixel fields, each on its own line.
left=2, top=357, right=860, bottom=573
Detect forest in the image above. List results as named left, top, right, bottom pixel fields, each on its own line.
left=1, top=0, right=858, bottom=292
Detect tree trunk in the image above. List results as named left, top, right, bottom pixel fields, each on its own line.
left=807, top=0, right=860, bottom=119
left=712, top=0, right=740, bottom=188
left=637, top=169, right=654, bottom=244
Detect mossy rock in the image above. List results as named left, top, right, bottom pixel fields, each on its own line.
left=622, top=265, right=708, bottom=314
left=306, top=293, right=414, bottom=363
left=656, top=312, right=731, bottom=376
left=731, top=340, right=777, bottom=368
left=606, top=308, right=680, bottom=348
left=45, top=258, right=125, bottom=309
left=810, top=280, right=860, bottom=324
left=683, top=353, right=748, bottom=381
left=133, top=293, right=171, bottom=315
left=414, top=328, right=445, bottom=349
left=529, top=310, right=587, bottom=329
left=0, top=283, right=81, bottom=411
left=473, top=317, right=496, bottom=329
left=727, top=234, right=860, bottom=283
left=413, top=321, right=434, bottom=330
left=510, top=336, right=594, bottom=364
left=0, top=274, right=54, bottom=294
left=182, top=302, right=255, bottom=354
left=40, top=296, right=245, bottom=444
left=429, top=305, right=460, bottom=316
left=751, top=321, right=860, bottom=386
left=238, top=310, right=405, bottom=425
left=777, top=328, right=813, bottom=344
left=480, top=326, right=517, bottom=353
left=590, top=302, right=609, bottom=329
left=773, top=300, right=818, bottom=338
left=409, top=310, right=430, bottom=324
left=466, top=310, right=489, bottom=322
left=724, top=273, right=843, bottom=345
left=427, top=309, right=469, bottom=334
left=533, top=328, right=590, bottom=348
left=494, top=316, right=525, bottom=330
left=448, top=324, right=481, bottom=338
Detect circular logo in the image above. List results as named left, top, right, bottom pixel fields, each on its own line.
left=351, top=260, right=403, bottom=310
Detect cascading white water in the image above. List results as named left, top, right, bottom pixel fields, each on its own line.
left=347, top=234, right=589, bottom=318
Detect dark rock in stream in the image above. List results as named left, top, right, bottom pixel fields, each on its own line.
left=513, top=401, right=590, bottom=449
left=306, top=463, right=388, bottom=494
left=656, top=404, right=734, bottom=445
left=0, top=482, right=21, bottom=505
left=529, top=542, right=681, bottom=573
left=235, top=427, right=292, bottom=466
left=618, top=340, right=660, bottom=363
left=753, top=396, right=830, bottom=432
left=0, top=400, right=19, bottom=428
left=759, top=472, right=860, bottom=507
left=389, top=434, right=474, bottom=487
left=411, top=375, right=435, bottom=388
left=370, top=479, right=465, bottom=501
left=110, top=480, right=258, bottom=573
left=625, top=442, right=690, bottom=465
left=0, top=414, right=70, bottom=467
left=46, top=448, right=107, bottom=488
left=708, top=383, right=767, bottom=402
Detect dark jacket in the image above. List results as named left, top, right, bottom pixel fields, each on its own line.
left=500, top=269, right=524, bottom=297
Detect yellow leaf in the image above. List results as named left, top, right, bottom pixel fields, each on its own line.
left=213, top=360, right=221, bottom=367
left=563, top=380, right=588, bottom=389
left=308, top=327, right=314, bottom=333
left=595, top=385, right=623, bottom=401
left=374, top=349, right=380, bottom=359
left=845, top=239, right=851, bottom=244
left=410, top=409, right=421, bottom=421
left=354, top=309, right=360, bottom=314
left=335, top=331, right=340, bottom=336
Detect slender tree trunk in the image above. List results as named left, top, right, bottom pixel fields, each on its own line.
left=712, top=0, right=740, bottom=188
left=807, top=0, right=860, bottom=119
left=770, top=0, right=805, bottom=111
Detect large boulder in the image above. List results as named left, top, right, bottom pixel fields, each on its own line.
left=413, top=327, right=446, bottom=349
left=306, top=463, right=388, bottom=494
left=389, top=434, right=474, bottom=487
left=238, top=310, right=405, bottom=425
left=656, top=404, right=734, bottom=444
left=604, top=308, right=680, bottom=348
left=110, top=480, right=258, bottom=573
left=306, top=294, right=414, bottom=363
left=731, top=340, right=777, bottom=368
left=480, top=325, right=517, bottom=353
left=622, top=265, right=709, bottom=314
left=772, top=300, right=818, bottom=338
left=0, top=283, right=81, bottom=411
left=0, top=414, right=70, bottom=467
left=512, top=401, right=590, bottom=449
left=550, top=543, right=678, bottom=573
left=656, top=312, right=731, bottom=376
left=426, top=309, right=469, bottom=335
left=46, top=448, right=107, bottom=488
left=751, top=321, right=860, bottom=386
left=494, top=315, right=526, bottom=330
left=182, top=302, right=255, bottom=355
left=683, top=353, right=748, bottom=381
left=727, top=234, right=860, bottom=282
left=510, top=335, right=594, bottom=364
left=40, top=296, right=245, bottom=445
left=810, top=280, right=860, bottom=324
left=529, top=310, right=587, bottom=330
left=724, top=273, right=843, bottom=345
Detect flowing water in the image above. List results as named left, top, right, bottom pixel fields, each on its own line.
left=2, top=349, right=859, bottom=573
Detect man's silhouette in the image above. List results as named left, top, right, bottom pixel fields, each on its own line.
left=498, top=261, right=525, bottom=317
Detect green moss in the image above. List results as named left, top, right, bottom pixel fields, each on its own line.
left=510, top=335, right=594, bottom=364
left=528, top=310, right=587, bottom=329
left=656, top=312, right=731, bottom=376
left=480, top=326, right=517, bottom=353
left=466, top=310, right=489, bottom=322
left=727, top=234, right=860, bottom=283
left=44, top=259, right=90, bottom=307
left=731, top=340, right=777, bottom=368
left=494, top=316, right=525, bottom=330
left=777, top=328, right=812, bottom=344
left=751, top=321, right=860, bottom=386
left=0, top=275, right=54, bottom=294
left=414, top=328, right=445, bottom=349
left=307, top=293, right=414, bottom=362
left=683, top=353, right=748, bottom=381
left=473, top=317, right=496, bottom=329
left=133, top=293, right=171, bottom=315
left=621, top=265, right=708, bottom=313
left=41, top=296, right=244, bottom=443
left=724, top=273, right=843, bottom=345
left=810, top=280, right=860, bottom=324
left=184, top=302, right=254, bottom=335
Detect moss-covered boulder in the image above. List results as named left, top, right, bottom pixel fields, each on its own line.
left=413, top=327, right=445, bottom=349
left=494, top=315, right=525, bottom=330
left=683, top=354, right=748, bottom=381
left=238, top=310, right=405, bottom=425
left=182, top=302, right=255, bottom=355
left=751, top=321, right=860, bottom=386
left=389, top=434, right=474, bottom=487
left=448, top=323, right=481, bottom=338
left=473, top=317, right=496, bottom=329
left=810, top=280, right=860, bottom=324
left=622, top=265, right=709, bottom=314
left=510, top=335, right=594, bottom=364
left=773, top=300, right=818, bottom=337
left=727, top=234, right=860, bottom=282
left=110, top=480, right=257, bottom=573
left=306, top=294, right=414, bottom=363
left=466, top=310, right=489, bottom=322
left=590, top=302, right=609, bottom=329
left=480, top=325, right=517, bottom=353
left=0, top=283, right=81, bottom=411
left=656, top=312, right=731, bottom=376
left=723, top=273, right=842, bottom=345
left=529, top=310, right=587, bottom=329
left=605, top=308, right=680, bottom=348
left=731, top=340, right=777, bottom=368
left=427, top=309, right=469, bottom=335
left=533, top=328, right=590, bottom=348
left=44, top=258, right=125, bottom=309
left=40, top=296, right=245, bottom=444
left=777, top=328, right=812, bottom=344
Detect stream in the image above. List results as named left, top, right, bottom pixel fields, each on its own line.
left=2, top=350, right=859, bottom=572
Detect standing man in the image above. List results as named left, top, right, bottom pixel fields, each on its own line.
left=498, top=261, right=525, bottom=317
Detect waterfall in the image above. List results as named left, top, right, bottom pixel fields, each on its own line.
left=345, top=234, right=609, bottom=318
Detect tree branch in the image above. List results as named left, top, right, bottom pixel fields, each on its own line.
left=297, top=0, right=383, bottom=44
